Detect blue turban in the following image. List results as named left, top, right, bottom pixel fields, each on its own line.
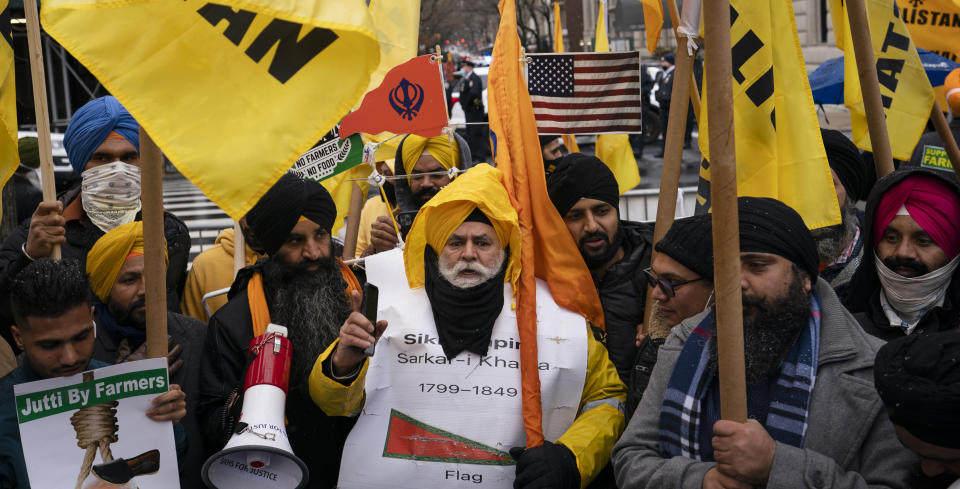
left=63, top=96, right=139, bottom=174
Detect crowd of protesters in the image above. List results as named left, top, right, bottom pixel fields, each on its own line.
left=0, top=69, right=959, bottom=489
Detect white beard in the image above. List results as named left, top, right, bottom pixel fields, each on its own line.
left=438, top=250, right=506, bottom=289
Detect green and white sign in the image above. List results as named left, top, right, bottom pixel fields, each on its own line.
left=291, top=122, right=364, bottom=182
left=920, top=144, right=956, bottom=172
left=14, top=358, right=180, bottom=488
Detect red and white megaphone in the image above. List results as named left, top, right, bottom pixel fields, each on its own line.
left=202, top=324, right=308, bottom=489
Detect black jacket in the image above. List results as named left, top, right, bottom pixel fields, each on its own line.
left=198, top=261, right=356, bottom=489
left=92, top=310, right=207, bottom=489
left=459, top=70, right=484, bottom=113
left=595, top=220, right=653, bottom=383
left=843, top=167, right=960, bottom=340
left=0, top=186, right=191, bottom=350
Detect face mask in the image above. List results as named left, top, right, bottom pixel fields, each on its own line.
left=875, top=253, right=960, bottom=316
left=81, top=161, right=142, bottom=232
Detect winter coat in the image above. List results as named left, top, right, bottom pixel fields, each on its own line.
left=611, top=278, right=918, bottom=489
left=181, top=227, right=265, bottom=321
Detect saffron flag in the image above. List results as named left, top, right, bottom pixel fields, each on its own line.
left=552, top=1, right=580, bottom=153
left=488, top=0, right=605, bottom=447
left=594, top=2, right=641, bottom=194
left=895, top=0, right=960, bottom=63
left=831, top=0, right=935, bottom=161
left=40, top=0, right=380, bottom=220
left=636, top=0, right=664, bottom=54
left=341, top=55, right=448, bottom=139
left=0, top=0, right=16, bottom=220
left=696, top=0, right=840, bottom=229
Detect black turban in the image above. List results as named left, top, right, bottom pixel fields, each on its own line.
left=738, top=197, right=819, bottom=282
left=546, top=153, right=619, bottom=216
left=655, top=215, right=714, bottom=280
left=245, top=172, right=337, bottom=256
left=875, top=330, right=960, bottom=449
left=821, top=129, right=874, bottom=202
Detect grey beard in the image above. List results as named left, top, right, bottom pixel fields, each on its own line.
left=811, top=198, right=859, bottom=264
left=262, top=256, right=351, bottom=394
left=709, top=270, right=811, bottom=383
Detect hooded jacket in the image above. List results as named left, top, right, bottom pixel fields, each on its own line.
left=843, top=168, right=960, bottom=341
left=181, top=228, right=265, bottom=321
left=595, top=220, right=653, bottom=384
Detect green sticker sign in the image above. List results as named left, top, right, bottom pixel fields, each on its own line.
left=16, top=368, right=168, bottom=423
left=291, top=123, right=364, bottom=182
left=920, top=145, right=955, bottom=171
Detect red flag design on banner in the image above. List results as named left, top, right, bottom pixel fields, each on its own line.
left=340, top=55, right=448, bottom=138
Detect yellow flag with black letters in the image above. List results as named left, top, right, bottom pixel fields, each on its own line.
left=41, top=0, right=380, bottom=220
left=0, top=0, right=16, bottom=221
left=696, top=0, right=840, bottom=229
left=895, top=0, right=960, bottom=63
left=831, top=0, right=934, bottom=161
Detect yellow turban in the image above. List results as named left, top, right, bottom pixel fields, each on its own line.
left=86, top=221, right=167, bottom=302
left=400, top=135, right=460, bottom=176
left=404, top=164, right=521, bottom=291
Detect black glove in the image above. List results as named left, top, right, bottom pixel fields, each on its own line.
left=510, top=441, right=580, bottom=489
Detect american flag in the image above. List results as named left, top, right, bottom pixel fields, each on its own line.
left=527, top=52, right=643, bottom=134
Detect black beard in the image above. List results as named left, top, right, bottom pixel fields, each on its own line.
left=810, top=198, right=858, bottom=264
left=710, top=271, right=811, bottom=383
left=882, top=256, right=930, bottom=277
left=580, top=226, right=624, bottom=270
left=413, top=186, right=440, bottom=207
left=261, top=253, right=351, bottom=395
left=109, top=298, right=146, bottom=330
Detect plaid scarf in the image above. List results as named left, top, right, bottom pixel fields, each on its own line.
left=658, top=292, right=822, bottom=460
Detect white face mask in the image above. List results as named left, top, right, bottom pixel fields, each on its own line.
left=81, top=161, right=142, bottom=232
left=875, top=252, right=960, bottom=316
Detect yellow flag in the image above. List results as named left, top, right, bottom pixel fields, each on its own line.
left=552, top=2, right=580, bottom=153
left=595, top=1, right=640, bottom=194
left=697, top=0, right=840, bottom=229
left=41, top=0, right=380, bottom=220
left=365, top=0, right=420, bottom=94
left=322, top=164, right=371, bottom=235
left=0, top=0, right=16, bottom=219
left=896, top=0, right=960, bottom=63
left=830, top=0, right=934, bottom=161
left=636, top=0, right=664, bottom=54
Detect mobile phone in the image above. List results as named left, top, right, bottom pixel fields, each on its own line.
left=361, top=284, right=379, bottom=357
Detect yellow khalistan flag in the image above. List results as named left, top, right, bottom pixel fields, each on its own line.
left=697, top=0, right=840, bottom=229
left=552, top=2, right=579, bottom=153
left=0, top=0, right=16, bottom=219
left=831, top=0, right=934, bottom=161
left=364, top=0, right=420, bottom=96
left=41, top=0, right=380, bottom=219
left=594, top=1, right=641, bottom=194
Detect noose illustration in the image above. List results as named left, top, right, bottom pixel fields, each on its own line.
left=72, top=371, right=119, bottom=489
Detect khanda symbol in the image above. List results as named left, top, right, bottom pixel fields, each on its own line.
left=389, top=78, right=425, bottom=121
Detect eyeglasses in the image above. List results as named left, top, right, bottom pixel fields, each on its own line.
left=643, top=267, right=706, bottom=298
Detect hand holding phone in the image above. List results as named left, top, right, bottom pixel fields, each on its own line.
left=361, top=284, right=379, bottom=356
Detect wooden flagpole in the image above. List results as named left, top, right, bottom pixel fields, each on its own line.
left=703, top=0, right=747, bottom=422
left=139, top=130, right=168, bottom=360
left=341, top=182, right=364, bottom=261
left=233, top=221, right=246, bottom=277
left=845, top=0, right=895, bottom=178
left=641, top=24, right=698, bottom=338
left=23, top=0, right=60, bottom=259
left=929, top=100, right=960, bottom=181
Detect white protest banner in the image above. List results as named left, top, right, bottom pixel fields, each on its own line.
left=14, top=358, right=180, bottom=488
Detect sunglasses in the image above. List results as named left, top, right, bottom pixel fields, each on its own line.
left=643, top=267, right=707, bottom=298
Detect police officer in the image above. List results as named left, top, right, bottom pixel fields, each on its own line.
left=459, top=60, right=488, bottom=162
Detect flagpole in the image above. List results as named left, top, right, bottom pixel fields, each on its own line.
left=342, top=182, right=364, bottom=261
left=845, top=0, right=895, bottom=177
left=233, top=221, right=245, bottom=277
left=23, top=0, right=60, bottom=259
left=703, top=0, right=747, bottom=422
left=139, top=129, right=169, bottom=360
left=641, top=31, right=698, bottom=339
left=929, top=100, right=960, bottom=181
left=665, top=0, right=701, bottom=122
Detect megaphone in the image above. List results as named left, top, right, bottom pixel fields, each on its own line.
left=202, top=324, right=308, bottom=489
